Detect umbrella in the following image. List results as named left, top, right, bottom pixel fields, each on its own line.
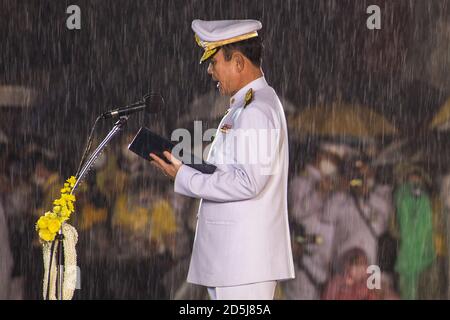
left=430, top=97, right=450, bottom=130
left=372, top=139, right=422, bottom=167
left=288, top=101, right=398, bottom=140
left=373, top=131, right=450, bottom=175
left=0, top=85, right=38, bottom=139
left=0, top=85, right=37, bottom=108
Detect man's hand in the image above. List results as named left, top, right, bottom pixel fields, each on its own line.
left=149, top=151, right=183, bottom=180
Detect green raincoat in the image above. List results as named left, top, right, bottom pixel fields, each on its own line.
left=395, top=183, right=436, bottom=300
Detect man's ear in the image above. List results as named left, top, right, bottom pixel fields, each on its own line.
left=233, top=53, right=245, bottom=73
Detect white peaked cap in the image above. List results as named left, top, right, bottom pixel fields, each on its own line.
left=191, top=19, right=262, bottom=63
left=192, top=19, right=262, bottom=42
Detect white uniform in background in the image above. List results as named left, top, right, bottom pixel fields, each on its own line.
left=324, top=185, right=392, bottom=266
left=283, top=165, right=335, bottom=299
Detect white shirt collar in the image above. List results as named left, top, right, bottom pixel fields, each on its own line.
left=228, top=76, right=268, bottom=108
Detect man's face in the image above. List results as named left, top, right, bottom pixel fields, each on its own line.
left=207, top=49, right=238, bottom=96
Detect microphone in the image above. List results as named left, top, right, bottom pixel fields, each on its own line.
left=102, top=93, right=164, bottom=119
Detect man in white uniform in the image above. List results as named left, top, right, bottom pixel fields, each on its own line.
left=284, top=144, right=347, bottom=300
left=150, top=19, right=295, bottom=300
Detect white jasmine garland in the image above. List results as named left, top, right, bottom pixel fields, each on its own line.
left=42, top=223, right=78, bottom=300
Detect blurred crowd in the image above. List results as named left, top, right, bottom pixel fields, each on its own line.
left=282, top=141, right=448, bottom=300
left=0, top=133, right=206, bottom=299
left=1, top=112, right=450, bottom=300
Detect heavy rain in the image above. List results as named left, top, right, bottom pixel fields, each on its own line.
left=0, top=0, right=450, bottom=301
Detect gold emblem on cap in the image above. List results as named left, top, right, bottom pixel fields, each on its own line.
left=244, top=88, right=254, bottom=108
left=195, top=32, right=259, bottom=64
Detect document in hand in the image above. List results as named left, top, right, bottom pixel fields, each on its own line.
left=128, top=127, right=216, bottom=174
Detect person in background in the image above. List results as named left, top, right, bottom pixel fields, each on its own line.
left=394, top=164, right=436, bottom=300
left=322, top=247, right=398, bottom=300
left=322, top=247, right=377, bottom=300
left=1, top=150, right=27, bottom=300
left=440, top=171, right=450, bottom=300
left=283, top=143, right=349, bottom=299
left=324, top=155, right=393, bottom=269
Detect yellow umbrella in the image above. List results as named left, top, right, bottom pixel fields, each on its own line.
left=430, top=97, right=450, bottom=130
left=288, top=101, right=397, bottom=139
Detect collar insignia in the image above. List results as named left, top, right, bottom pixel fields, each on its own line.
left=244, top=88, right=254, bottom=108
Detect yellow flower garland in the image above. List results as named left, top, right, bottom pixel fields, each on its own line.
left=36, top=176, right=77, bottom=242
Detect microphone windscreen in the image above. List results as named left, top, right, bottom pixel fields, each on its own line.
left=143, top=93, right=164, bottom=114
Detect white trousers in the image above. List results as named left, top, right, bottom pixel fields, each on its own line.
left=207, top=281, right=277, bottom=300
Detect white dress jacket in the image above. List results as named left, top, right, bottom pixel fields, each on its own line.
left=174, top=77, right=295, bottom=287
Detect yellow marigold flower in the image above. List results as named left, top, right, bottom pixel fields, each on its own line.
left=36, top=175, right=78, bottom=242
left=60, top=206, right=71, bottom=218
left=61, top=193, right=76, bottom=202
left=67, top=176, right=76, bottom=187
left=60, top=187, right=71, bottom=194
left=47, top=218, right=62, bottom=233
left=54, top=198, right=66, bottom=207
left=44, top=211, right=57, bottom=218
left=39, top=229, right=56, bottom=242
left=37, top=216, right=49, bottom=229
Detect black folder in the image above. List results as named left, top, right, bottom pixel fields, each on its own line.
left=128, top=127, right=216, bottom=174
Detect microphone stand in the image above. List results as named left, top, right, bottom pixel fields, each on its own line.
left=53, top=116, right=129, bottom=300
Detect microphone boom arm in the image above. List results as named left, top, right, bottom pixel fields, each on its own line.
left=72, top=115, right=129, bottom=191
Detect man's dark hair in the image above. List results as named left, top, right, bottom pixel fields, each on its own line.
left=220, top=37, right=264, bottom=67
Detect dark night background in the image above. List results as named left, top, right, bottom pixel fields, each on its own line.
left=1, top=0, right=450, bottom=300
left=1, top=0, right=449, bottom=175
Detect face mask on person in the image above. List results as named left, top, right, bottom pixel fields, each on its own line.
left=410, top=182, right=424, bottom=197
left=319, top=159, right=338, bottom=176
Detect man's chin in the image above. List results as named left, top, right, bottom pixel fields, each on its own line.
left=216, top=83, right=229, bottom=96
left=216, top=82, right=224, bottom=95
